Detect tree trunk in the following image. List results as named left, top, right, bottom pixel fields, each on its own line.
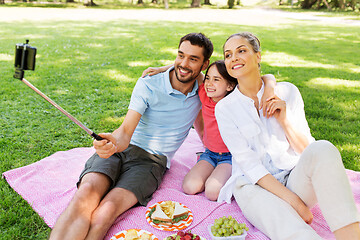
left=0, top=0, right=4, bottom=4
left=137, top=0, right=143, bottom=4
left=338, top=0, right=345, bottom=9
left=301, top=0, right=317, bottom=8
left=350, top=0, right=355, bottom=10
left=191, top=0, right=201, bottom=7
left=204, top=0, right=211, bottom=5
left=84, top=0, right=96, bottom=6
left=164, top=0, right=169, bottom=8
left=322, top=0, right=331, bottom=10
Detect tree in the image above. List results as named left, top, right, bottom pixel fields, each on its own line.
left=204, top=0, right=211, bottom=5
left=83, top=0, right=96, bottom=6
left=191, top=0, right=201, bottom=7
left=228, top=0, right=235, bottom=8
left=300, top=0, right=317, bottom=8
left=0, top=0, right=4, bottom=4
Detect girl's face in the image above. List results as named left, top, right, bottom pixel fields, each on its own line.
left=204, top=65, right=234, bottom=103
left=223, top=36, right=261, bottom=79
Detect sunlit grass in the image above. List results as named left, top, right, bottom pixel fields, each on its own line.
left=0, top=8, right=359, bottom=239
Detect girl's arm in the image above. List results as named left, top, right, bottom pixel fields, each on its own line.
left=260, top=74, right=276, bottom=118
left=257, top=174, right=313, bottom=224
left=141, top=64, right=173, bottom=77
left=193, top=109, right=204, bottom=143
left=266, top=96, right=309, bottom=154
left=141, top=64, right=205, bottom=86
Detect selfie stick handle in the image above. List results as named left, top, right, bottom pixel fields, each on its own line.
left=21, top=77, right=104, bottom=141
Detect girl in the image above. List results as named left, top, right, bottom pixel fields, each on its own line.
left=142, top=61, right=276, bottom=201
left=182, top=60, right=237, bottom=201
left=215, top=32, right=360, bottom=239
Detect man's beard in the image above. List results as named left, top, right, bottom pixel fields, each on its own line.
left=174, top=65, right=201, bottom=84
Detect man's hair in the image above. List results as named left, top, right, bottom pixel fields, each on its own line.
left=179, top=33, right=213, bottom=62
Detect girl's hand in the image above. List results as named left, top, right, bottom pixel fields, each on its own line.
left=265, top=96, right=287, bottom=123
left=141, top=67, right=163, bottom=78
left=93, top=133, right=117, bottom=159
left=141, top=64, right=173, bottom=78
left=260, top=90, right=275, bottom=118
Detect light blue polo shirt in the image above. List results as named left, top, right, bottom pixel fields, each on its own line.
left=129, top=67, right=201, bottom=168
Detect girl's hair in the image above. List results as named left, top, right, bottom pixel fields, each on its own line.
left=223, top=32, right=261, bottom=53
left=204, top=60, right=237, bottom=94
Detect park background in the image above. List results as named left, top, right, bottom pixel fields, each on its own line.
left=0, top=1, right=359, bottom=239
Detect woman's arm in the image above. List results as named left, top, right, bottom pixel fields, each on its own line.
left=257, top=174, right=313, bottom=224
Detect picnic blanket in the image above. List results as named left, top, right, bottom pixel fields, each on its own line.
left=3, top=128, right=360, bottom=240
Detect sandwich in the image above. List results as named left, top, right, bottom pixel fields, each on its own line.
left=149, top=201, right=189, bottom=225
left=125, top=229, right=139, bottom=240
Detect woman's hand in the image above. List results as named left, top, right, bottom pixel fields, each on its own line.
left=265, top=96, right=287, bottom=124
left=292, top=197, right=314, bottom=224
left=93, top=133, right=118, bottom=159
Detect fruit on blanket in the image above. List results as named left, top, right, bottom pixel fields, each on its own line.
left=210, top=216, right=248, bottom=237
left=165, top=231, right=201, bottom=240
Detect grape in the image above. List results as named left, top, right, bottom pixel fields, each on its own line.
left=209, top=216, right=248, bottom=237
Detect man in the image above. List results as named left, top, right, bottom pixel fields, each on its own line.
left=49, top=32, right=212, bottom=240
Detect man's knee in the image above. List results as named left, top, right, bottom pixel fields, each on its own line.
left=91, top=200, right=118, bottom=227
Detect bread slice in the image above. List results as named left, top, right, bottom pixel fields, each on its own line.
left=173, top=202, right=188, bottom=219
left=151, top=204, right=172, bottom=224
left=125, top=229, right=139, bottom=240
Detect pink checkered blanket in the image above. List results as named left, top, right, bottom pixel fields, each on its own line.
left=3, top=129, right=360, bottom=239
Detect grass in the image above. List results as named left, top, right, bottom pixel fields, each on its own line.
left=0, top=7, right=359, bottom=239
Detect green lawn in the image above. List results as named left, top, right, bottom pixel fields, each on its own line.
left=0, top=8, right=359, bottom=239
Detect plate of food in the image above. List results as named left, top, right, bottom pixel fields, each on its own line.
left=164, top=231, right=206, bottom=240
left=146, top=200, right=193, bottom=231
left=111, top=229, right=158, bottom=240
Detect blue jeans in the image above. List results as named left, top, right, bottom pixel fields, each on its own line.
left=198, top=148, right=232, bottom=168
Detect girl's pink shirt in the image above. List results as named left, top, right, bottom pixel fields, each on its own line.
left=199, top=84, right=229, bottom=153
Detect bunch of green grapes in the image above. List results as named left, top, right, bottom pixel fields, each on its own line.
left=210, top=216, right=248, bottom=237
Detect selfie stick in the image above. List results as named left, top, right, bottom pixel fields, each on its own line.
left=13, top=40, right=104, bottom=141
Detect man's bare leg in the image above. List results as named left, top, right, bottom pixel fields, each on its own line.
left=84, top=187, right=138, bottom=240
left=49, top=173, right=111, bottom=240
left=334, top=222, right=360, bottom=240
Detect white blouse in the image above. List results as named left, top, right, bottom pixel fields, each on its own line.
left=215, top=82, right=315, bottom=203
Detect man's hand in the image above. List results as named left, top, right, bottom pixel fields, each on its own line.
left=93, top=133, right=118, bottom=159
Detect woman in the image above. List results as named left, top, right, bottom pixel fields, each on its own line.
left=215, top=32, right=360, bottom=239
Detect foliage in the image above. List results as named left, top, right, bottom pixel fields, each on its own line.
left=0, top=8, right=359, bottom=239
left=228, top=0, right=235, bottom=8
